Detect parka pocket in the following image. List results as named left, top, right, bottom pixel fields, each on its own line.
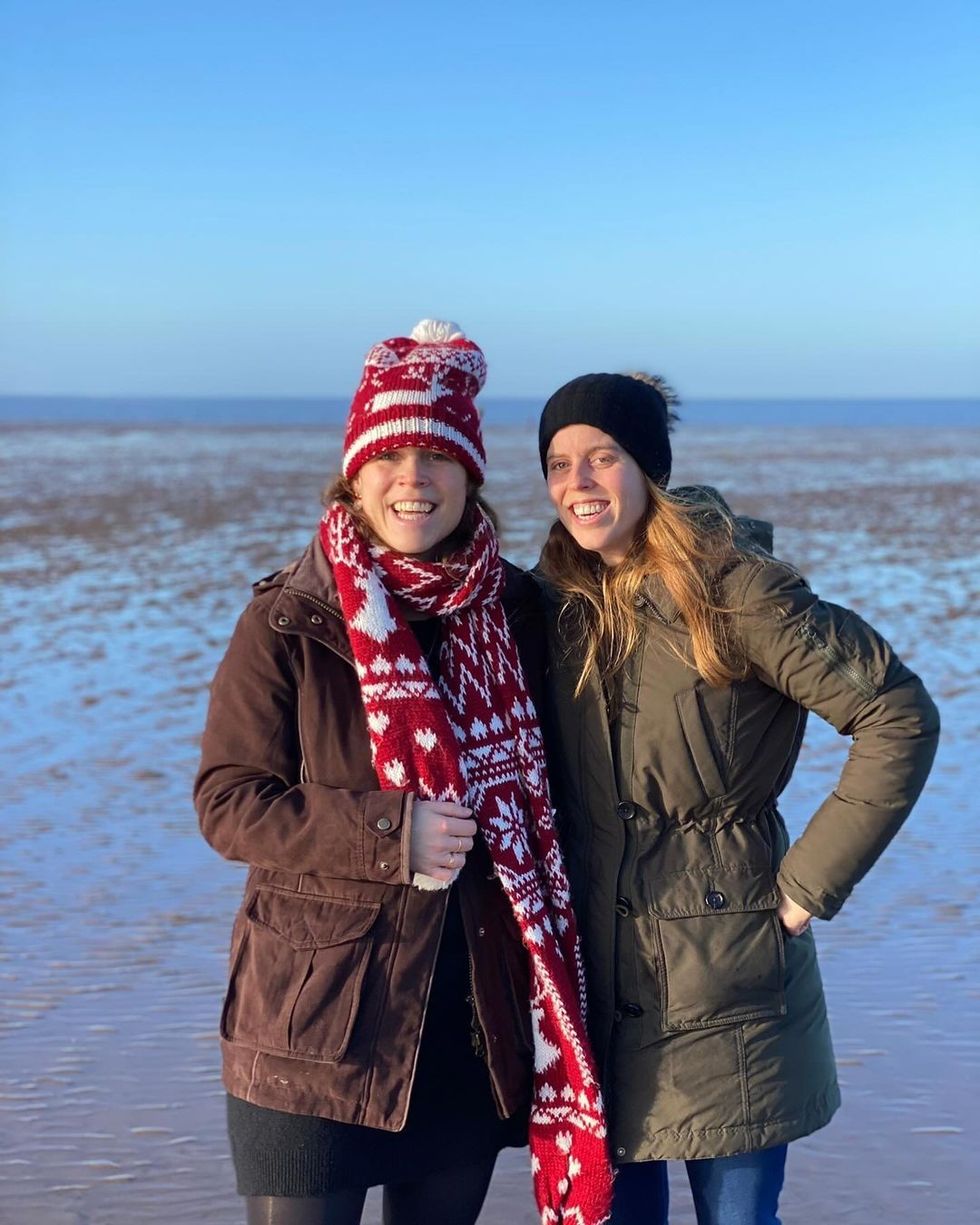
left=221, top=887, right=380, bottom=1063
left=675, top=687, right=727, bottom=801
left=642, top=866, right=785, bottom=1035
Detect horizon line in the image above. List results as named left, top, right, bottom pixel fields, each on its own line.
left=2, top=392, right=978, bottom=403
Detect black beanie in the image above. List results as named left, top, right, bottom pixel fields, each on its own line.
left=538, top=373, right=672, bottom=486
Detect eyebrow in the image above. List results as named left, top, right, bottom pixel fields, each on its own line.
left=546, top=443, right=622, bottom=461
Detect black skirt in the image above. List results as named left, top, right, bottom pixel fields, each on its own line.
left=227, top=889, right=527, bottom=1196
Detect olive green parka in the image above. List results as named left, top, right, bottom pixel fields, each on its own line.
left=539, top=504, right=939, bottom=1162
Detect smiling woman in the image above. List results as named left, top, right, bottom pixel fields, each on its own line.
left=534, top=371, right=940, bottom=1225
left=194, top=321, right=613, bottom=1225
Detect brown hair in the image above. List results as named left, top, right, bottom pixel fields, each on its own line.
left=539, top=482, right=753, bottom=695
left=322, top=474, right=499, bottom=556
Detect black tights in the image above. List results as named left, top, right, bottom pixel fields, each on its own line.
left=245, top=1154, right=498, bottom=1225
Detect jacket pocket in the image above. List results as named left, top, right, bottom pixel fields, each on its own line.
left=675, top=687, right=727, bottom=801
left=643, top=866, right=785, bottom=1034
left=221, top=887, right=380, bottom=1063
left=795, top=612, right=879, bottom=702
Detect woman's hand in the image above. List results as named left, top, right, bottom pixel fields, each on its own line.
left=777, top=891, right=814, bottom=937
left=409, top=800, right=477, bottom=882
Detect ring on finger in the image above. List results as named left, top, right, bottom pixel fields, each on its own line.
left=455, top=837, right=463, bottom=853
left=447, top=851, right=456, bottom=868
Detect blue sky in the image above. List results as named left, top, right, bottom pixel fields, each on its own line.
left=2, top=0, right=978, bottom=397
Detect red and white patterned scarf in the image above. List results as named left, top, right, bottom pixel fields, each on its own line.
left=321, top=502, right=613, bottom=1225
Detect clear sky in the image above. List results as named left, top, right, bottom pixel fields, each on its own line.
left=2, top=0, right=978, bottom=398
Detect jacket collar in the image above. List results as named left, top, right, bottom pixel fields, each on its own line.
left=261, top=534, right=355, bottom=663
left=639, top=574, right=682, bottom=624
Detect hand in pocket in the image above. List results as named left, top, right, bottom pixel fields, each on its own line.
left=777, top=891, right=813, bottom=937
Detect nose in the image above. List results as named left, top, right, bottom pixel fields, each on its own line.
left=396, top=454, right=429, bottom=485
left=569, top=458, right=595, bottom=488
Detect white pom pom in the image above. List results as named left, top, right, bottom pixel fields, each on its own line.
left=410, top=319, right=465, bottom=344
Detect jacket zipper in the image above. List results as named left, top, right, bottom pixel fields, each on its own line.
left=466, top=946, right=509, bottom=1114
left=283, top=587, right=345, bottom=620
left=298, top=693, right=309, bottom=784
left=597, top=624, right=636, bottom=1089
left=466, top=951, right=487, bottom=1060
left=635, top=591, right=670, bottom=625
left=796, top=621, right=877, bottom=701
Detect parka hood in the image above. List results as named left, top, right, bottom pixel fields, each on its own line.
left=670, top=484, right=774, bottom=554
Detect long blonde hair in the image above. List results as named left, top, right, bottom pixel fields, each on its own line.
left=539, top=482, right=753, bottom=694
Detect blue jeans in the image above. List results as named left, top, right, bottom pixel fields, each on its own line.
left=610, top=1145, right=787, bottom=1225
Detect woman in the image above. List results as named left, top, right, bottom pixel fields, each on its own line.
left=195, top=323, right=612, bottom=1225
left=535, top=373, right=940, bottom=1225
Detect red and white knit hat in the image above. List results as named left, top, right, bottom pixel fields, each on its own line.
left=342, top=319, right=488, bottom=484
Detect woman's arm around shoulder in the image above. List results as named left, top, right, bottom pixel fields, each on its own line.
left=193, top=593, right=412, bottom=883
left=732, top=557, right=940, bottom=920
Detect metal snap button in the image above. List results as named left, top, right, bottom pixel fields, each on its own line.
left=705, top=890, right=727, bottom=910
left=276, top=615, right=290, bottom=626
left=622, top=1002, right=644, bottom=1018
left=616, top=801, right=637, bottom=820
left=310, top=613, right=323, bottom=624
left=379, top=861, right=390, bottom=871
left=615, top=896, right=632, bottom=917
left=615, top=1147, right=627, bottom=1159
left=376, top=816, right=392, bottom=832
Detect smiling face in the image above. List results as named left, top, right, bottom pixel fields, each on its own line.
left=351, top=446, right=470, bottom=558
left=545, top=424, right=650, bottom=565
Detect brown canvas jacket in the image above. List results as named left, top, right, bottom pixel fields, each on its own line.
left=539, top=511, right=939, bottom=1161
left=195, top=534, right=540, bottom=1129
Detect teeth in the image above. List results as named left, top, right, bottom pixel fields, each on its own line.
left=572, top=502, right=608, bottom=518
left=392, top=501, right=435, bottom=513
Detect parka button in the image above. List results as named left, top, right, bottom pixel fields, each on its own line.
left=310, top=614, right=323, bottom=625
left=705, top=890, right=727, bottom=910
left=277, top=615, right=290, bottom=626
left=622, top=1002, right=644, bottom=1018
left=379, top=861, right=390, bottom=871
left=615, top=1147, right=627, bottom=1159
left=615, top=896, right=632, bottom=917
left=617, top=801, right=637, bottom=820
left=376, top=816, right=393, bottom=832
